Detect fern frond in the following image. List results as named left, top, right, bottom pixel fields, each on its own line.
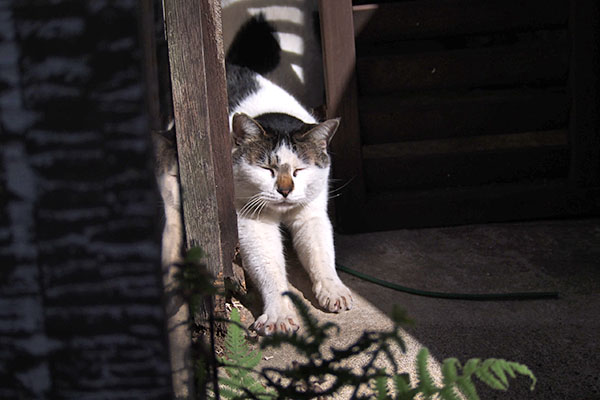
left=455, top=376, right=479, bottom=400
left=219, top=308, right=275, bottom=400
left=441, top=357, right=459, bottom=386
left=462, top=358, right=480, bottom=376
left=452, top=357, right=537, bottom=399
left=470, top=358, right=536, bottom=392
left=216, top=383, right=241, bottom=400
left=416, top=348, right=437, bottom=397
left=222, top=309, right=262, bottom=370
left=490, top=359, right=509, bottom=388
left=439, top=386, right=461, bottom=400
left=392, top=373, right=416, bottom=400
left=507, top=361, right=536, bottom=390
left=220, top=374, right=271, bottom=398
left=373, top=371, right=389, bottom=400
left=474, top=359, right=507, bottom=391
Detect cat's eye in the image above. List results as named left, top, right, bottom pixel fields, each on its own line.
left=261, top=166, right=275, bottom=177
left=293, top=168, right=305, bottom=177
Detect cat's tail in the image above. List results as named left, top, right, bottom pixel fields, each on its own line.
left=225, top=13, right=281, bottom=75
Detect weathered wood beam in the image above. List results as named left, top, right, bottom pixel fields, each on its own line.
left=318, top=0, right=366, bottom=232
left=163, top=0, right=236, bottom=279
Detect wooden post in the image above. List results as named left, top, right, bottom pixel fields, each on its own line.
left=162, top=0, right=237, bottom=396
left=319, top=0, right=366, bottom=232
left=163, top=0, right=237, bottom=279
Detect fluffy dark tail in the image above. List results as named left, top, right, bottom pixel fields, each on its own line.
left=225, top=13, right=280, bottom=75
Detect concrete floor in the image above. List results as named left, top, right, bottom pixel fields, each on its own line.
left=240, top=218, right=600, bottom=399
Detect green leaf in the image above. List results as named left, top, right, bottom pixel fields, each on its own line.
left=475, top=368, right=506, bottom=391
left=469, top=359, right=536, bottom=392
left=439, top=386, right=461, bottom=400
left=441, top=358, right=460, bottom=386
left=373, top=372, right=389, bottom=400
left=393, top=374, right=417, bottom=400
left=490, top=360, right=509, bottom=388
left=217, top=385, right=242, bottom=400
left=475, top=359, right=507, bottom=391
left=416, top=348, right=437, bottom=397
left=508, top=361, right=537, bottom=390
left=455, top=377, right=479, bottom=400
left=462, top=358, right=481, bottom=377
left=219, top=307, right=273, bottom=399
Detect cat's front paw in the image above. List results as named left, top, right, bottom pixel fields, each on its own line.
left=314, top=279, right=354, bottom=313
left=252, top=311, right=300, bottom=336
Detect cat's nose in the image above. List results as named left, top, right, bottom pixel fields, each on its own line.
left=276, top=170, right=294, bottom=198
left=277, top=187, right=292, bottom=198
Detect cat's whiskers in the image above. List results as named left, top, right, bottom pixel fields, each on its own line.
left=251, top=199, right=268, bottom=218
left=328, top=177, right=354, bottom=199
left=239, top=194, right=264, bottom=218
left=254, top=198, right=269, bottom=218
left=242, top=192, right=276, bottom=219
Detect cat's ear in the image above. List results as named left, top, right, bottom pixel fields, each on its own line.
left=232, top=113, right=265, bottom=145
left=301, top=118, right=340, bottom=150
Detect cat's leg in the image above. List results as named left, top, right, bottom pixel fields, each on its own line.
left=156, top=160, right=183, bottom=267
left=286, top=208, right=353, bottom=313
left=238, top=216, right=299, bottom=335
left=161, top=196, right=183, bottom=267
left=154, top=133, right=183, bottom=267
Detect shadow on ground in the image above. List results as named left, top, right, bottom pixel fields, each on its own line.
left=334, top=218, right=600, bottom=399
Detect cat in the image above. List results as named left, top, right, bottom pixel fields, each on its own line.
left=225, top=13, right=353, bottom=335
left=228, top=61, right=354, bottom=335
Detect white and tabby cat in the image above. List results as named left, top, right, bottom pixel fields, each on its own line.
left=228, top=61, right=353, bottom=335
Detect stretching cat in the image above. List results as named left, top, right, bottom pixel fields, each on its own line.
left=228, top=61, right=353, bottom=335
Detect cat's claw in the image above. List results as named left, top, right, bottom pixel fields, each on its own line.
left=314, top=280, right=354, bottom=313
left=252, top=314, right=299, bottom=336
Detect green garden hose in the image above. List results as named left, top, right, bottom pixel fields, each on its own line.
left=336, top=263, right=559, bottom=301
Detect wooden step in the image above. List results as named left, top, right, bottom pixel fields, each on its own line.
left=338, top=180, right=600, bottom=232
left=353, top=0, right=569, bottom=42
left=356, top=39, right=569, bottom=94
left=362, top=130, right=569, bottom=191
left=358, top=88, right=569, bottom=144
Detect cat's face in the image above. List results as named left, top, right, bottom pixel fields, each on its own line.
left=231, top=113, right=339, bottom=215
